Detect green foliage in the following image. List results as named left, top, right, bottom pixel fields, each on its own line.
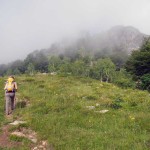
left=9, top=134, right=31, bottom=143
left=0, top=78, right=5, bottom=126
left=60, top=62, right=72, bottom=75
left=113, top=69, right=135, bottom=88
left=0, top=45, right=136, bottom=89
left=110, top=50, right=129, bottom=68
left=92, top=58, right=116, bottom=82
left=13, top=68, right=21, bottom=75
left=0, top=60, right=26, bottom=76
left=71, top=60, right=87, bottom=76
left=6, top=69, right=13, bottom=76
left=126, top=39, right=150, bottom=77
left=24, top=51, right=49, bottom=73
left=125, top=39, right=150, bottom=91
left=48, top=56, right=62, bottom=72
left=109, top=98, right=124, bottom=109
left=140, top=38, right=150, bottom=52
left=26, top=63, right=35, bottom=75
left=10, top=60, right=25, bottom=74
left=140, top=73, right=150, bottom=91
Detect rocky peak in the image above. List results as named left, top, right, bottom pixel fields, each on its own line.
left=106, top=25, right=148, bottom=53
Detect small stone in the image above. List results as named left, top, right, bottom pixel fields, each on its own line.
left=95, top=110, right=109, bottom=113
left=11, top=131, right=26, bottom=137
left=96, top=103, right=100, bottom=107
left=32, top=147, right=38, bottom=150
left=86, top=106, right=95, bottom=110
left=10, top=120, right=27, bottom=125
left=31, top=138, right=38, bottom=143
left=42, top=140, right=48, bottom=146
left=39, top=145, right=44, bottom=149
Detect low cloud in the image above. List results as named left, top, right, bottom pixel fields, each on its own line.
left=0, top=0, right=150, bottom=64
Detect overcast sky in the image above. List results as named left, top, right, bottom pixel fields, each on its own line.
left=0, top=0, right=150, bottom=64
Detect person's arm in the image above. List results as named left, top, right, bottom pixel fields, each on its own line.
left=4, top=83, right=7, bottom=90
left=14, top=82, right=18, bottom=91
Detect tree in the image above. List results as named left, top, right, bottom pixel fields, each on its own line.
left=71, top=60, right=87, bottom=76
left=58, top=57, right=71, bottom=74
left=0, top=64, right=7, bottom=76
left=125, top=39, right=150, bottom=77
left=48, top=56, right=62, bottom=72
left=27, top=63, right=35, bottom=75
left=35, top=52, right=49, bottom=72
left=10, top=60, right=25, bottom=74
left=13, top=68, right=21, bottom=75
left=110, top=50, right=129, bottom=69
left=60, top=62, right=72, bottom=75
left=140, top=74, right=150, bottom=91
left=24, top=51, right=49, bottom=73
left=92, top=58, right=116, bottom=82
left=113, top=69, right=135, bottom=88
left=6, top=69, right=13, bottom=76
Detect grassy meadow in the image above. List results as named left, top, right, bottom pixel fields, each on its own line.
left=0, top=78, right=5, bottom=127
left=0, top=74, right=150, bottom=149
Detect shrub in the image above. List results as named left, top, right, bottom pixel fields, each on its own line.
left=141, top=73, right=150, bottom=91
left=113, top=69, right=135, bottom=88
left=114, top=78, right=135, bottom=88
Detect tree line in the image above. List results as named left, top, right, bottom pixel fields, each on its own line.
left=125, top=38, right=150, bottom=91
left=0, top=39, right=149, bottom=90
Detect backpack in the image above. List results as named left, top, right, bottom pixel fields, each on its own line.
left=6, top=77, right=15, bottom=92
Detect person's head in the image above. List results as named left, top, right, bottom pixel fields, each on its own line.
left=7, top=75, right=15, bottom=82
left=9, top=75, right=15, bottom=79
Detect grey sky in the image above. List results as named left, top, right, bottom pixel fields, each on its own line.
left=0, top=0, right=150, bottom=64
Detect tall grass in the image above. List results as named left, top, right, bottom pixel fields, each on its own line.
left=9, top=75, right=150, bottom=149
left=0, top=78, right=5, bottom=127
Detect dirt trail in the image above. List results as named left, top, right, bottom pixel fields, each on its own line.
left=0, top=114, right=29, bottom=149
left=0, top=124, right=21, bottom=148
left=0, top=98, right=51, bottom=150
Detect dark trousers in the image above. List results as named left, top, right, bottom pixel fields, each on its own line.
left=5, top=92, right=15, bottom=115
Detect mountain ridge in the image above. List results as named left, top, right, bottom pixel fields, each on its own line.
left=39, top=25, right=149, bottom=58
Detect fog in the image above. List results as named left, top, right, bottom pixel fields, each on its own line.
left=0, top=0, right=150, bottom=64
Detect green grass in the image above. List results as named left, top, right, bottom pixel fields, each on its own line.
left=9, top=134, right=31, bottom=143
left=1, top=75, right=150, bottom=149
left=0, top=78, right=5, bottom=126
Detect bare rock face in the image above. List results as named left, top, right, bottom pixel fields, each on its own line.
left=105, top=26, right=148, bottom=53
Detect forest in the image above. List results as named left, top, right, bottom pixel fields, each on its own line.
left=0, top=37, right=150, bottom=91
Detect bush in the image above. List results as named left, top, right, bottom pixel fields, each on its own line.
left=114, top=78, right=135, bottom=88
left=113, top=69, right=135, bottom=88
left=141, top=74, right=150, bottom=91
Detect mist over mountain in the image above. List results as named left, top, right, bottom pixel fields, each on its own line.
left=0, top=25, right=149, bottom=76
left=102, top=25, right=148, bottom=53
left=39, top=25, right=148, bottom=58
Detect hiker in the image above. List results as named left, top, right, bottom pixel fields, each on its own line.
left=4, top=76, right=17, bottom=115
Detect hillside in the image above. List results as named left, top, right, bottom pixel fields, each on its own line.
left=0, top=75, right=150, bottom=149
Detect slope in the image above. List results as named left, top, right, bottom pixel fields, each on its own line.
left=0, top=74, right=150, bottom=149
